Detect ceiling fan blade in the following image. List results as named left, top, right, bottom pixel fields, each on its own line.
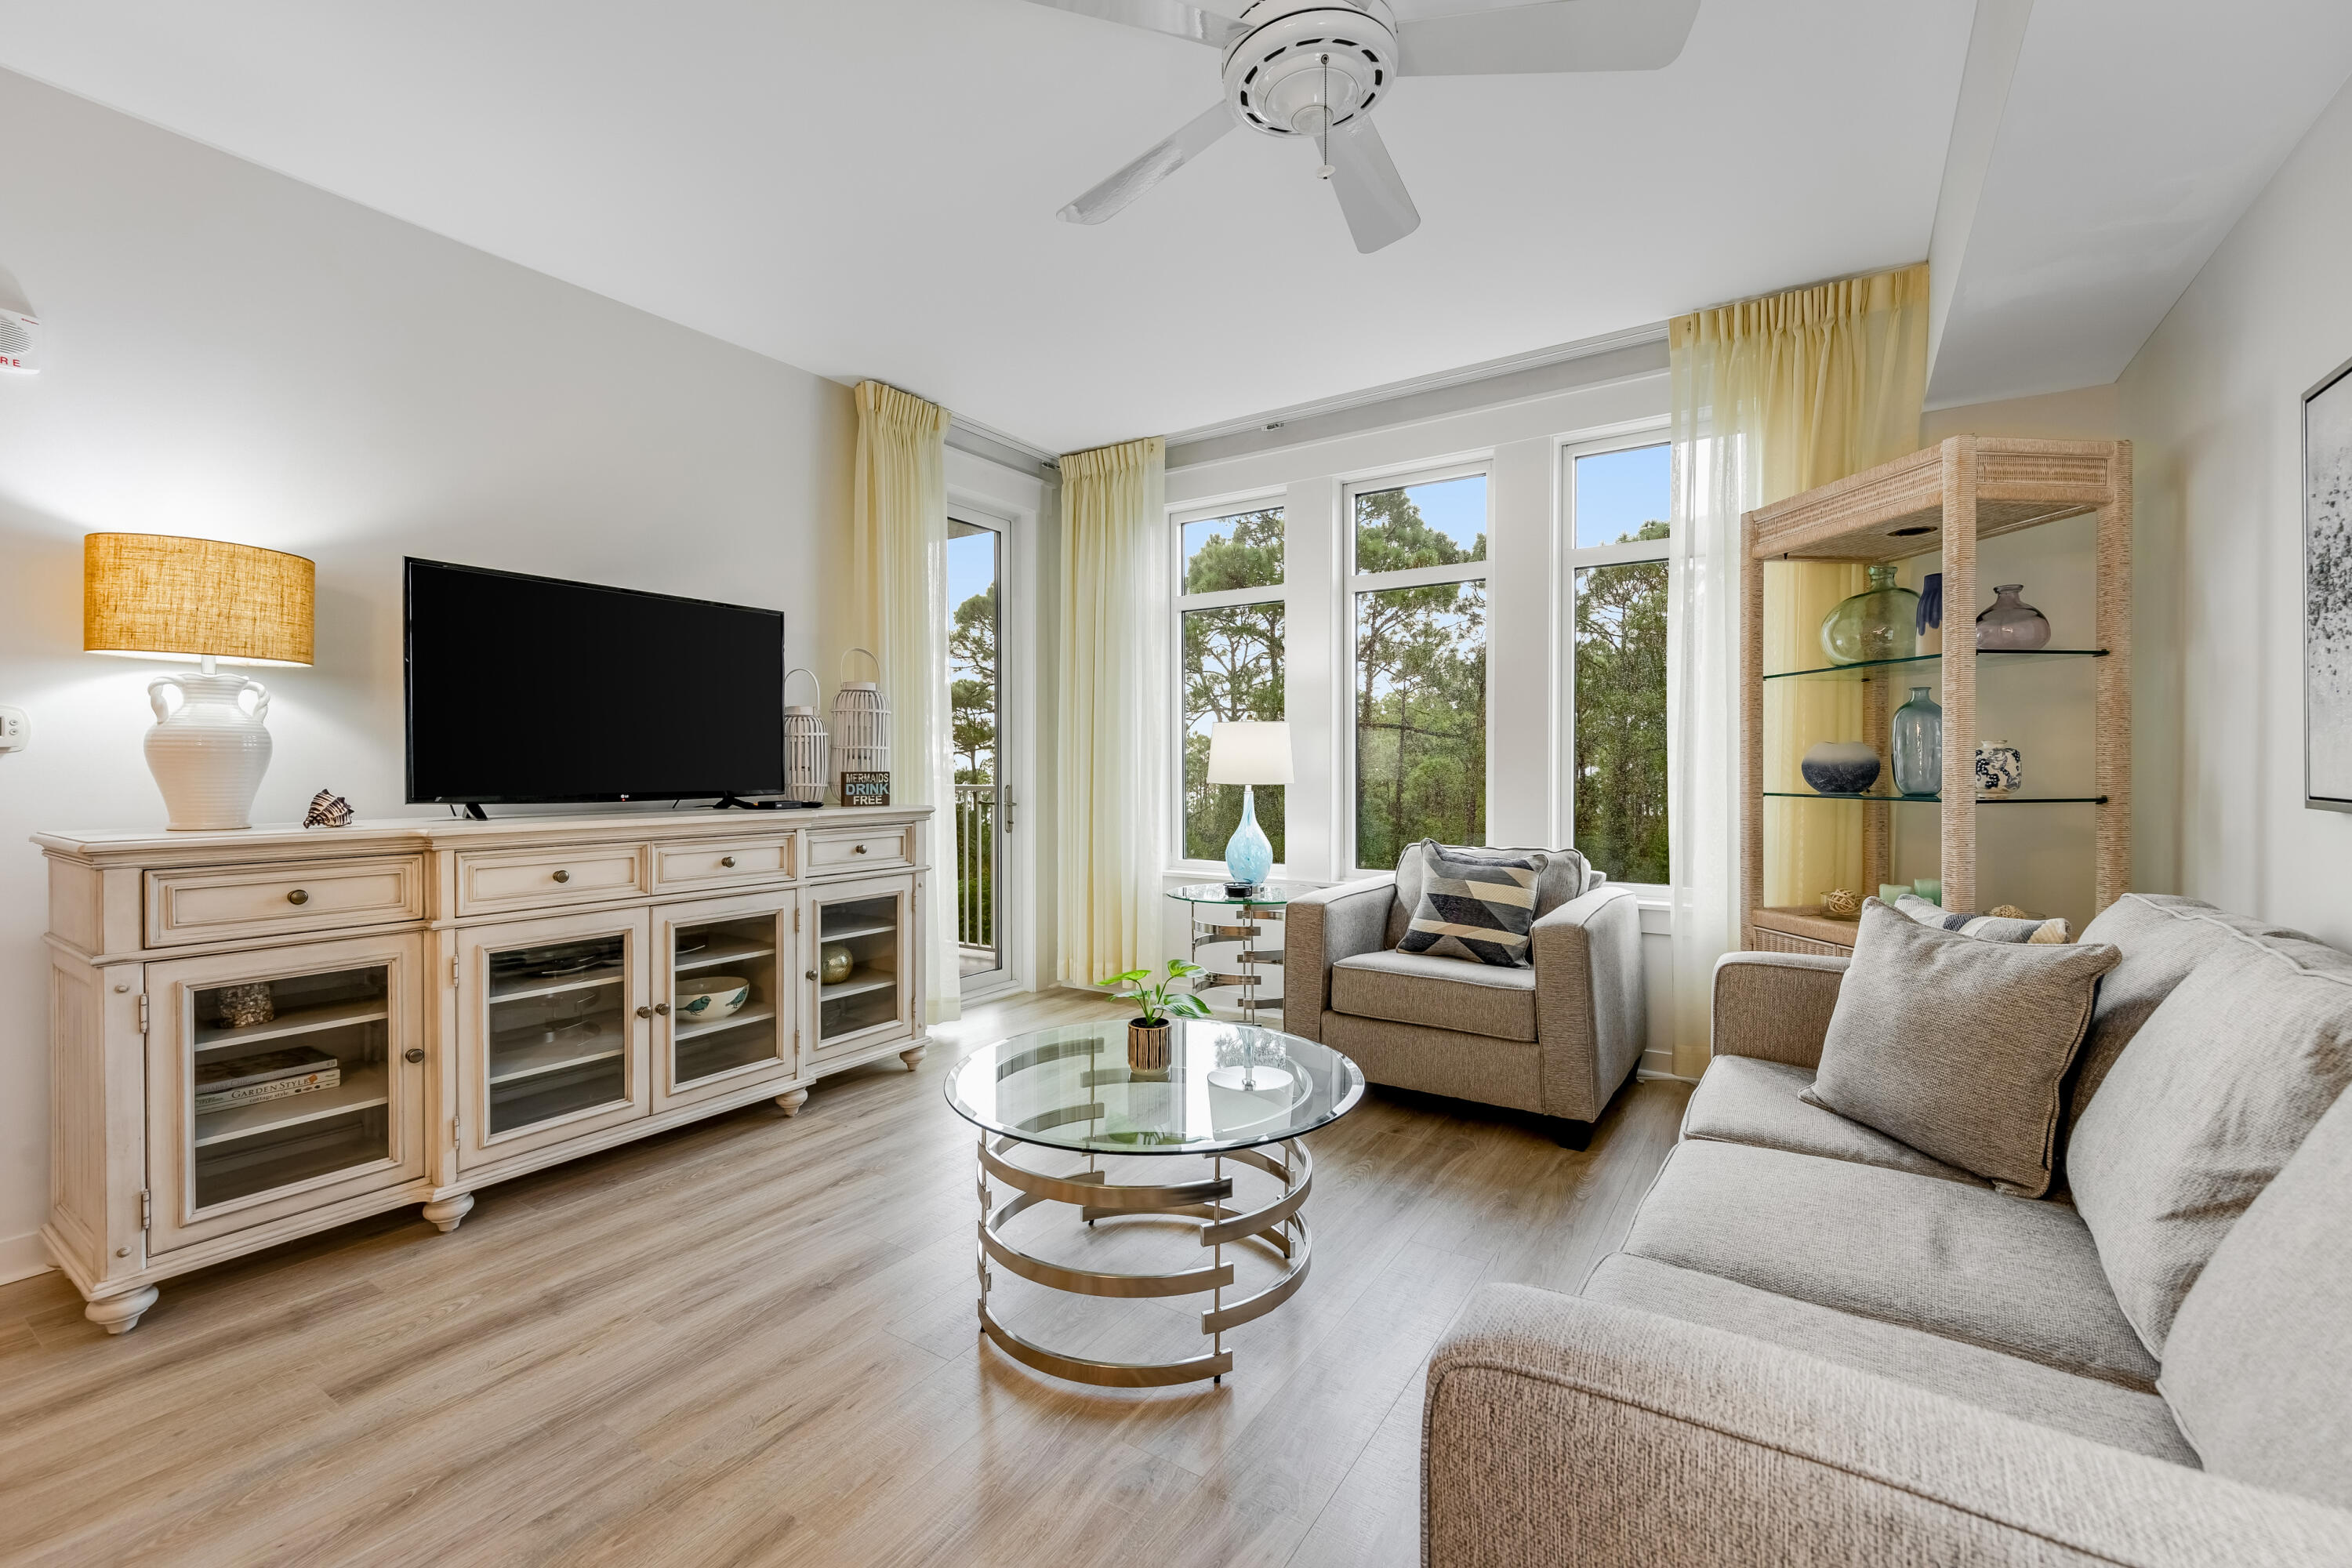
left=1397, top=0, right=1700, bottom=75
left=1058, top=102, right=1236, bottom=225
left=1325, top=117, right=1420, bottom=254
left=1021, top=0, right=1243, bottom=49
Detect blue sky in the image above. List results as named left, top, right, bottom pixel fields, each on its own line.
left=1573, top=441, right=1671, bottom=546
left=947, top=528, right=995, bottom=619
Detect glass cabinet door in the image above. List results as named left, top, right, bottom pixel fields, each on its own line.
left=811, top=874, right=915, bottom=1055
left=656, top=893, right=797, bottom=1109
left=147, top=933, right=426, bottom=1254
left=459, top=912, right=650, bottom=1168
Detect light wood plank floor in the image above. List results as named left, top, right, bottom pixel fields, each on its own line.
left=0, top=989, right=1688, bottom=1568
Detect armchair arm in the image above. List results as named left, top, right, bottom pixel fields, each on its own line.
left=1529, top=885, right=1646, bottom=1122
left=1709, top=951, right=1848, bottom=1069
left=1281, top=876, right=1394, bottom=1041
left=1425, top=1285, right=2352, bottom=1568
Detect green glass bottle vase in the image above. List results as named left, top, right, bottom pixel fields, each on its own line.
left=1819, top=564, right=1921, bottom=666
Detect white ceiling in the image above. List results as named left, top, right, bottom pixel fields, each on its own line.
left=0, top=0, right=1976, bottom=452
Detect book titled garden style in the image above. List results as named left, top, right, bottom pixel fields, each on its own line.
left=195, top=1045, right=341, bottom=1113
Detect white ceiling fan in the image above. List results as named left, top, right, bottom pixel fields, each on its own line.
left=1027, top=0, right=1700, bottom=252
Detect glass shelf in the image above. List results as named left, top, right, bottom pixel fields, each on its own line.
left=1762, top=649, right=2107, bottom=683
left=1762, top=791, right=2107, bottom=804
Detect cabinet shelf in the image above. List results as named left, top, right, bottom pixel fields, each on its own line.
left=1762, top=648, right=2106, bottom=684
left=193, top=1065, right=388, bottom=1148
left=488, top=1032, right=626, bottom=1087
left=673, top=936, right=774, bottom=974
left=820, top=970, right=895, bottom=1001
left=194, top=997, right=388, bottom=1053
left=489, top=967, right=624, bottom=1004
left=818, top=920, right=895, bottom=942
left=1762, top=791, right=2107, bottom=804
left=673, top=1002, right=776, bottom=1042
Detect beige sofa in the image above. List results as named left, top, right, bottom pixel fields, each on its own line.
left=1423, top=895, right=2352, bottom=1566
left=1284, top=847, right=1645, bottom=1147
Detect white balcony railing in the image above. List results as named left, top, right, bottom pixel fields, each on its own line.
left=954, top=782, right=994, bottom=956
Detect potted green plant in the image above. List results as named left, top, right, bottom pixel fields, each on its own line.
left=1098, top=960, right=1211, bottom=1076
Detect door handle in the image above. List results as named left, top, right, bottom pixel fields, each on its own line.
left=1004, top=789, right=1016, bottom=832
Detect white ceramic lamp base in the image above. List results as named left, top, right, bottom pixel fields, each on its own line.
left=145, top=671, right=273, bottom=830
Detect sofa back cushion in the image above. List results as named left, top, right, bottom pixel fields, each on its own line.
left=2067, top=928, right=2352, bottom=1355
left=2066, top=895, right=2312, bottom=1141
left=2160, top=1085, right=2352, bottom=1510
left=1385, top=840, right=1592, bottom=947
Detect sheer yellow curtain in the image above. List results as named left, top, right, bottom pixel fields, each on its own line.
left=848, top=380, right=959, bottom=1022
left=1666, top=264, right=1928, bottom=1073
left=1055, top=436, right=1172, bottom=986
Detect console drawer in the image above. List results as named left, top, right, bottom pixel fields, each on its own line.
left=808, top=826, right=909, bottom=873
left=147, top=856, right=426, bottom=947
left=456, top=847, right=644, bottom=915
left=651, top=835, right=797, bottom=893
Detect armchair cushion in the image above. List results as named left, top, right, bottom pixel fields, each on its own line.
left=1395, top=841, right=1553, bottom=966
left=1385, top=840, right=1593, bottom=947
left=1332, top=949, right=1537, bottom=1041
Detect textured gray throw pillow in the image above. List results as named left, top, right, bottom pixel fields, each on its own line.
left=1396, top=842, right=1549, bottom=967
left=1387, top=840, right=1589, bottom=947
left=1801, top=899, right=2120, bottom=1196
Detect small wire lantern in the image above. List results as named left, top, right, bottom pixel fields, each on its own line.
left=782, top=667, right=829, bottom=805
left=830, top=647, right=890, bottom=800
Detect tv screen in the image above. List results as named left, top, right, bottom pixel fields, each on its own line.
left=405, top=559, right=785, bottom=805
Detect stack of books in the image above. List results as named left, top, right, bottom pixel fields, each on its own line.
left=195, top=1046, right=340, bottom=1113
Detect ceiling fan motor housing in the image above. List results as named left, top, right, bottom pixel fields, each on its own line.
left=1222, top=0, right=1396, bottom=139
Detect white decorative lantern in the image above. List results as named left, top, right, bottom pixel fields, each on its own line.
left=782, top=667, right=829, bottom=805
left=830, top=647, right=890, bottom=802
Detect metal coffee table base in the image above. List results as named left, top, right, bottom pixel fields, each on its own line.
left=974, top=1134, right=1313, bottom=1387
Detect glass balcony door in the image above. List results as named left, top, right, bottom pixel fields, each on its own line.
left=147, top=932, right=426, bottom=1254
left=459, top=909, right=650, bottom=1170
left=654, top=891, right=798, bottom=1109
left=949, top=515, right=1008, bottom=989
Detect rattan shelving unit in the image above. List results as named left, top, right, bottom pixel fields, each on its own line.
left=1740, top=436, right=2132, bottom=954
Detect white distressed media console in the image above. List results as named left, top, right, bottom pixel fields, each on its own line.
left=38, top=807, right=932, bottom=1333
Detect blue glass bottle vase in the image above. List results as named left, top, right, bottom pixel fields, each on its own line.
left=1890, top=686, right=1943, bottom=797
left=1224, top=784, right=1272, bottom=891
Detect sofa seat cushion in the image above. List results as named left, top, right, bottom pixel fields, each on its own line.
left=1331, top=949, right=1537, bottom=1041
left=1581, top=1254, right=2196, bottom=1464
left=1620, top=1140, right=2158, bottom=1388
left=1682, top=1057, right=1987, bottom=1186
left=2067, top=928, right=2352, bottom=1356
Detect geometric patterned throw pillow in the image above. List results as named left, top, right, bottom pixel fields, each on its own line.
left=1396, top=840, right=1547, bottom=967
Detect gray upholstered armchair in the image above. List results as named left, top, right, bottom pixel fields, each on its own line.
left=1283, top=844, right=1647, bottom=1147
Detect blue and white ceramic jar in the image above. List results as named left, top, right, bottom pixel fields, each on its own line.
left=1976, top=741, right=2024, bottom=796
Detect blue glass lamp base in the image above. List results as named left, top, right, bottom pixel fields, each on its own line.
left=1224, top=785, right=1272, bottom=892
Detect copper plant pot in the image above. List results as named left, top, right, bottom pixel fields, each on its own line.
left=1127, top=1018, right=1171, bottom=1077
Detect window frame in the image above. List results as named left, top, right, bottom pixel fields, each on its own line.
left=1343, top=459, right=1496, bottom=877
left=1171, top=494, right=1291, bottom=875
left=1558, top=423, right=1674, bottom=893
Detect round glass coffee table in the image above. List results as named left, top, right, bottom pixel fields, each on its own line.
left=945, top=1018, right=1364, bottom=1388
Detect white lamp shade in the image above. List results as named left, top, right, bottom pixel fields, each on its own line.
left=1205, top=720, right=1293, bottom=786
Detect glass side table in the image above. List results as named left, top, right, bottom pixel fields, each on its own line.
left=1165, top=881, right=1311, bottom=1025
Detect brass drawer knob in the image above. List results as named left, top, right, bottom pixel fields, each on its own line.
left=720, top=855, right=736, bottom=868
left=654, top=1001, right=670, bottom=1016
left=635, top=1005, right=653, bottom=1019
left=853, top=844, right=868, bottom=855
left=552, top=869, right=571, bottom=884
left=286, top=888, right=309, bottom=906
left=405, top=1047, right=425, bottom=1064
left=806, top=970, right=818, bottom=982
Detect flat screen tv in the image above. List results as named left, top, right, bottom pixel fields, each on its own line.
left=405, top=558, right=785, bottom=807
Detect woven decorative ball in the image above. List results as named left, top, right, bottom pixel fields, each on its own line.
left=1820, top=888, right=1863, bottom=920
left=782, top=668, right=829, bottom=805
left=1988, top=904, right=2032, bottom=920
left=829, top=648, right=889, bottom=800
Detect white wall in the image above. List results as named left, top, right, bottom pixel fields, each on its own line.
left=2118, top=69, right=2352, bottom=946
left=0, top=70, right=859, bottom=1281
left=1164, top=368, right=1679, bottom=1073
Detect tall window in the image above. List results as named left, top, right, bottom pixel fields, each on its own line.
left=1351, top=469, right=1489, bottom=871
left=1566, top=438, right=1671, bottom=885
left=1175, top=504, right=1285, bottom=864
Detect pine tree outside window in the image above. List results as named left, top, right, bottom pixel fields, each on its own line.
left=1174, top=503, right=1287, bottom=866
left=1563, top=434, right=1672, bottom=887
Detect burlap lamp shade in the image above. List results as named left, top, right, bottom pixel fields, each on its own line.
left=85, top=533, right=314, bottom=666
left=84, top=533, right=315, bottom=831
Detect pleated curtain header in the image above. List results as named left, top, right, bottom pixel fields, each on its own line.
left=1670, top=262, right=1930, bottom=354
left=1059, top=435, right=1165, bottom=484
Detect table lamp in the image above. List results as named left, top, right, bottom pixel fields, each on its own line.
left=1205, top=720, right=1291, bottom=895
left=85, top=532, right=314, bottom=830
